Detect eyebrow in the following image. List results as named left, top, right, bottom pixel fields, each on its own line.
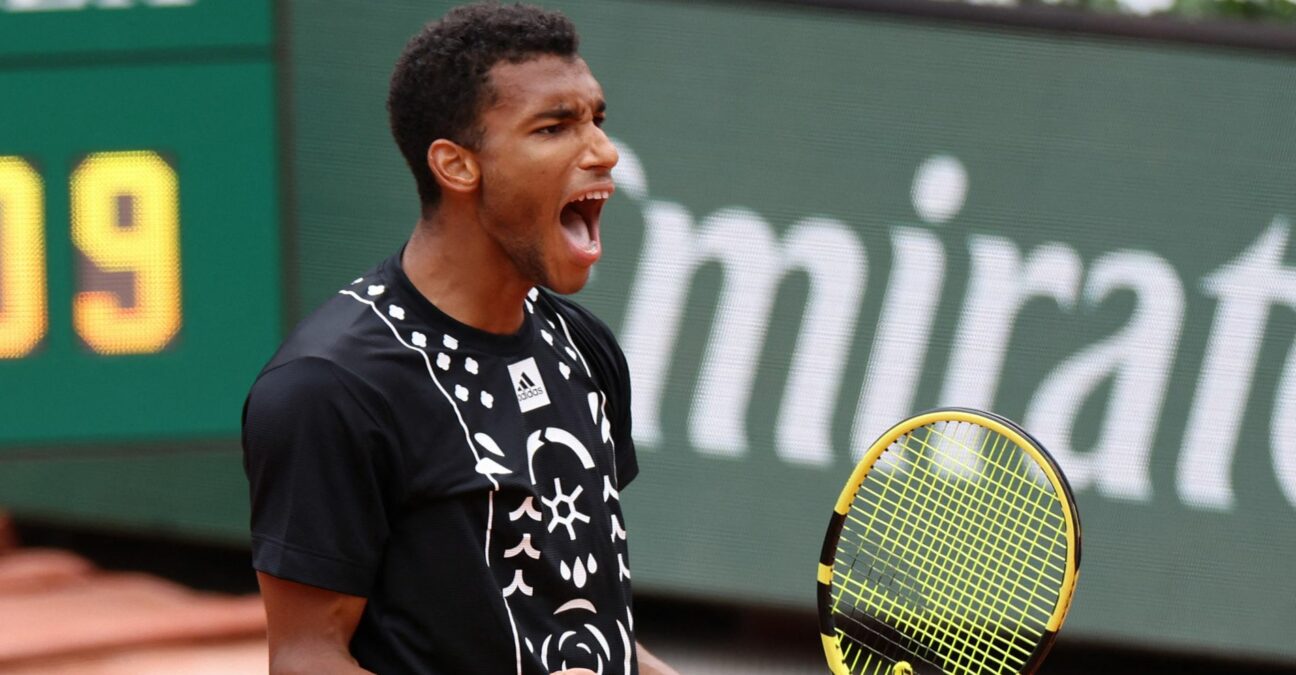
left=531, top=99, right=607, bottom=122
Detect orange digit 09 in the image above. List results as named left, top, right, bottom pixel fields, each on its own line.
left=0, top=156, right=47, bottom=359
left=71, top=151, right=182, bottom=355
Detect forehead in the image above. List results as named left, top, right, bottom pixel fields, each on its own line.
left=484, top=55, right=603, bottom=115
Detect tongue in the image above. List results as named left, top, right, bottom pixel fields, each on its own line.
left=560, top=204, right=591, bottom=248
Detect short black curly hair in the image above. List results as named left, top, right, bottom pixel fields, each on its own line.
left=388, top=2, right=580, bottom=209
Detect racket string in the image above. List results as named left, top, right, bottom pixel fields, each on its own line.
left=998, top=447, right=1065, bottom=671
left=843, top=473, right=1038, bottom=668
left=894, top=425, right=1034, bottom=672
left=911, top=422, right=1068, bottom=546
left=838, top=475, right=951, bottom=670
left=831, top=609, right=944, bottom=673
left=830, top=421, right=1070, bottom=675
left=910, top=423, right=1064, bottom=666
left=925, top=424, right=1059, bottom=673
left=897, top=423, right=1067, bottom=583
left=836, top=509, right=1039, bottom=672
left=835, top=463, right=947, bottom=674
left=844, top=455, right=1058, bottom=639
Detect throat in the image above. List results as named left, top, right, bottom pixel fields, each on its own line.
left=401, top=228, right=532, bottom=334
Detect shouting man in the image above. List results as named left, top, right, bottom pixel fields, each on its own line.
left=242, top=4, right=677, bottom=674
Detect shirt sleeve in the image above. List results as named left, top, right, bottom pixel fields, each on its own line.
left=604, top=327, right=639, bottom=489
left=241, top=357, right=400, bottom=597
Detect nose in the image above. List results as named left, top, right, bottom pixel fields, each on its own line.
left=582, top=124, right=619, bottom=171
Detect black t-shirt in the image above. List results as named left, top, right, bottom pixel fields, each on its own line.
left=242, top=250, right=639, bottom=674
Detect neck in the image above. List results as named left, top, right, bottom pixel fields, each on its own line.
left=402, top=207, right=532, bottom=335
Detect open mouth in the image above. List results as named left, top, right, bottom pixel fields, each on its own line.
left=559, top=188, right=612, bottom=257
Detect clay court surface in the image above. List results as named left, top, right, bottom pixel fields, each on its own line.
left=0, top=538, right=268, bottom=675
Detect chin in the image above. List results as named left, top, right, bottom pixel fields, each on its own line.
left=544, top=268, right=592, bottom=295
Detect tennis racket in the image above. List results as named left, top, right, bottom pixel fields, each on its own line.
left=817, top=408, right=1081, bottom=675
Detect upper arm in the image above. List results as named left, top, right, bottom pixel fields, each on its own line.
left=258, top=571, right=371, bottom=675
left=243, top=358, right=397, bottom=596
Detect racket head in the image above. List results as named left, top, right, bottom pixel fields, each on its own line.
left=817, top=408, right=1081, bottom=675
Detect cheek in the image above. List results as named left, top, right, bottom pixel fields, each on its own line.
left=484, top=160, right=557, bottom=208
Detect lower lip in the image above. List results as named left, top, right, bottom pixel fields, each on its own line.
left=561, top=211, right=602, bottom=266
left=567, top=234, right=601, bottom=267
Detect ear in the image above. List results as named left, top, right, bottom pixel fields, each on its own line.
left=427, top=139, right=480, bottom=194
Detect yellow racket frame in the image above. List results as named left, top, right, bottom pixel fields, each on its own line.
left=818, top=408, right=1081, bottom=675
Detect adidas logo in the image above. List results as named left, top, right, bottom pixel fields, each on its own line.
left=507, top=357, right=551, bottom=412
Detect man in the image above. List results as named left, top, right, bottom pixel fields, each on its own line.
left=242, top=4, right=678, bottom=674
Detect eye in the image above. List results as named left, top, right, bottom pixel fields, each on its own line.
left=536, top=124, right=563, bottom=135
left=593, top=115, right=606, bottom=129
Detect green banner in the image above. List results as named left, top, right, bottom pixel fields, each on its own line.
left=0, top=61, right=280, bottom=444
left=287, top=0, right=1296, bottom=661
left=0, top=0, right=280, bottom=538
left=0, top=0, right=271, bottom=57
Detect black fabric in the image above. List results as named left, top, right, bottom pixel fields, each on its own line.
left=243, top=250, right=639, bottom=674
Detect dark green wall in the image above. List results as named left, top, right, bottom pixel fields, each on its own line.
left=288, top=0, right=1296, bottom=661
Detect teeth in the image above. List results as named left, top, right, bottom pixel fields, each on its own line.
left=570, top=190, right=611, bottom=204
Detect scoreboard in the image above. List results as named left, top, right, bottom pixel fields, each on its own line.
left=0, top=0, right=280, bottom=533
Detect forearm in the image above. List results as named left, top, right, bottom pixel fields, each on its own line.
left=257, top=572, right=371, bottom=675
left=269, top=644, right=373, bottom=675
left=636, top=641, right=680, bottom=675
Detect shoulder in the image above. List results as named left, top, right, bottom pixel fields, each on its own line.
left=266, top=290, right=386, bottom=370
left=536, top=289, right=639, bottom=485
left=255, top=259, right=409, bottom=398
left=533, top=288, right=631, bottom=402
left=535, top=289, right=621, bottom=353
left=245, top=356, right=389, bottom=430
left=250, top=356, right=366, bottom=402
left=247, top=266, right=405, bottom=429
